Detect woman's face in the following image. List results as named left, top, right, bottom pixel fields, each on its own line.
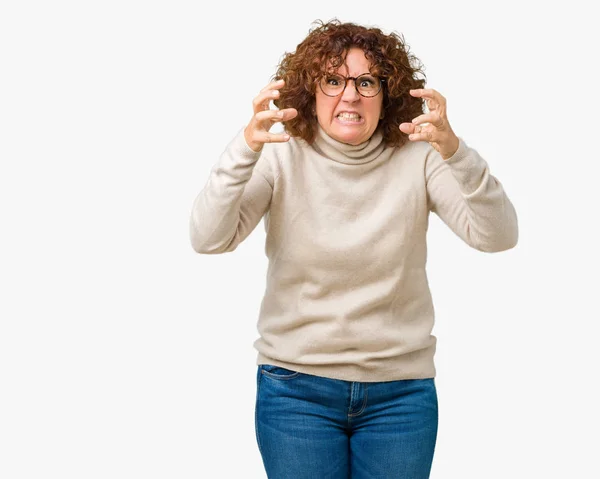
left=315, top=47, right=383, bottom=145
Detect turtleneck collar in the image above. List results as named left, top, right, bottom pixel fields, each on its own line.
left=312, top=124, right=386, bottom=165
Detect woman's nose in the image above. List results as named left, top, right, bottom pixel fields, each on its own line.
left=341, top=80, right=360, bottom=102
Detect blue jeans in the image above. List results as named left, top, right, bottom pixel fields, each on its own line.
left=255, top=364, right=438, bottom=478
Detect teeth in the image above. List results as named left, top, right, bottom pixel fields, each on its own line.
left=337, top=113, right=361, bottom=121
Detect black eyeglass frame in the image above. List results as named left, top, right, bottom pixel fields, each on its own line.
left=318, top=72, right=385, bottom=98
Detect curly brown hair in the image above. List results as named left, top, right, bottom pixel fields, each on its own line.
left=273, top=19, right=427, bottom=147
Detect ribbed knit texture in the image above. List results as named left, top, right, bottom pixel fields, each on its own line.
left=190, top=125, right=518, bottom=382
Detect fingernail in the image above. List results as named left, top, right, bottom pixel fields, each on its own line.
left=283, top=134, right=290, bottom=140
left=412, top=118, right=418, bottom=123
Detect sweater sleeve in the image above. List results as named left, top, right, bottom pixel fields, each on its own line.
left=425, top=138, right=518, bottom=252
left=189, top=128, right=274, bottom=254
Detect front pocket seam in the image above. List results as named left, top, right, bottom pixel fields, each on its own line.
left=261, top=370, right=301, bottom=380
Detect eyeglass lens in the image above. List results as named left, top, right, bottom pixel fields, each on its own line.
left=320, top=74, right=381, bottom=97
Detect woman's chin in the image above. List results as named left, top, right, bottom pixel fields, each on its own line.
left=333, top=130, right=367, bottom=145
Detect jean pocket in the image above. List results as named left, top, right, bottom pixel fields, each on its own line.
left=260, top=364, right=301, bottom=380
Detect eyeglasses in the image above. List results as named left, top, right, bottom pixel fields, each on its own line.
left=319, top=73, right=384, bottom=98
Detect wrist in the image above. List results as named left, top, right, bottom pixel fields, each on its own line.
left=244, top=127, right=263, bottom=153
left=441, top=135, right=460, bottom=160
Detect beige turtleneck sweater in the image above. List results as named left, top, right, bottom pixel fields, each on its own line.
left=189, top=125, right=518, bottom=382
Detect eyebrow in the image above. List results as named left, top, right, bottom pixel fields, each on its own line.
left=328, top=72, right=373, bottom=77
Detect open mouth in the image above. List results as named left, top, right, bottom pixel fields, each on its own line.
left=336, top=112, right=363, bottom=123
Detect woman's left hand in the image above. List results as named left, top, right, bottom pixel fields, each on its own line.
left=399, top=88, right=460, bottom=160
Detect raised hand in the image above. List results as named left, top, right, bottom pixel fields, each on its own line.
left=244, top=79, right=298, bottom=152
left=399, top=88, right=460, bottom=160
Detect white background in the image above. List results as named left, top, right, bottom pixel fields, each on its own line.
left=1, top=0, right=599, bottom=477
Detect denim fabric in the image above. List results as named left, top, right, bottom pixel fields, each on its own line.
left=255, top=364, right=438, bottom=478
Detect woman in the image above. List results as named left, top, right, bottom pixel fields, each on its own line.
left=189, top=19, right=518, bottom=479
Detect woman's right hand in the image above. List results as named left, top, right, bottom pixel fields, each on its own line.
left=244, top=79, right=298, bottom=152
